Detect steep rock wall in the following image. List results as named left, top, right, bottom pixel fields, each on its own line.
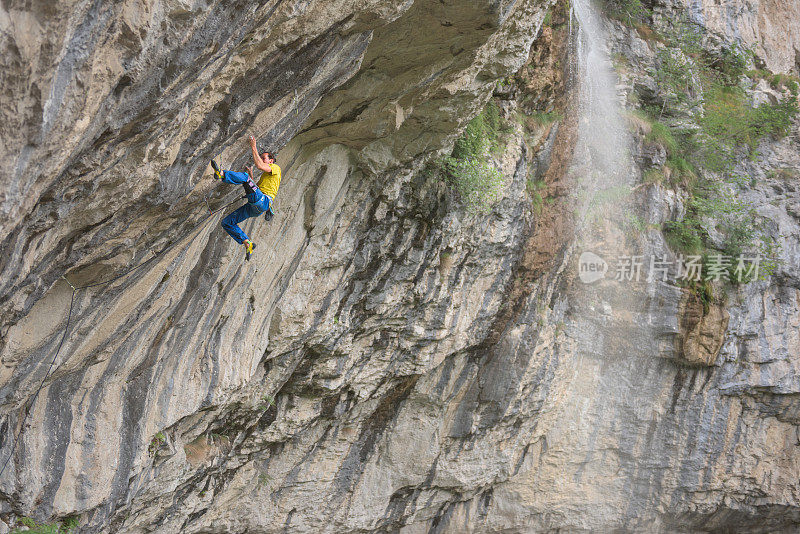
left=1, top=0, right=800, bottom=532
left=675, top=0, right=800, bottom=74
left=0, top=0, right=549, bottom=532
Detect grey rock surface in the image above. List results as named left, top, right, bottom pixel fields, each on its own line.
left=0, top=0, right=799, bottom=532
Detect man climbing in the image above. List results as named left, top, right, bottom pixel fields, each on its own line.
left=211, top=135, right=282, bottom=260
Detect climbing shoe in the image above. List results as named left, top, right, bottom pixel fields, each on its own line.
left=244, top=240, right=256, bottom=261
left=211, top=159, right=223, bottom=180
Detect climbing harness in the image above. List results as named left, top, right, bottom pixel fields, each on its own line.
left=213, top=157, right=275, bottom=218
left=242, top=175, right=259, bottom=196
left=0, top=191, right=241, bottom=481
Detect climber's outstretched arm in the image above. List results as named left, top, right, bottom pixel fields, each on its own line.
left=249, top=135, right=274, bottom=173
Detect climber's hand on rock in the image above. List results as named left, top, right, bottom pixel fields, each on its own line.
left=249, top=135, right=257, bottom=148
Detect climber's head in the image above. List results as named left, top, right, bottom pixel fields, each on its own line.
left=262, top=152, right=275, bottom=165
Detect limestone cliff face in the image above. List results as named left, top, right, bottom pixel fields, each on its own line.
left=0, top=0, right=548, bottom=532
left=1, top=0, right=800, bottom=533
left=675, top=0, right=800, bottom=75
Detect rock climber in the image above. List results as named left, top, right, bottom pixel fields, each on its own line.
left=211, top=135, right=281, bottom=260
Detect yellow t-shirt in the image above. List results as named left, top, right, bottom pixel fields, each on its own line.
left=258, top=164, right=281, bottom=198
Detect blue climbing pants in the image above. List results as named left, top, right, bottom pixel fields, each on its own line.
left=220, top=170, right=272, bottom=244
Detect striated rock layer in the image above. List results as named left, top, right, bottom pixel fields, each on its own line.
left=0, top=0, right=799, bottom=532
left=0, top=0, right=547, bottom=531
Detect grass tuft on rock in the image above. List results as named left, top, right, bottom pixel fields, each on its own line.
left=11, top=516, right=79, bottom=534
left=442, top=101, right=506, bottom=214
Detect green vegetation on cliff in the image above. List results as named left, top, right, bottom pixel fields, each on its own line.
left=599, top=0, right=650, bottom=26
left=624, top=14, right=798, bottom=281
left=441, top=101, right=506, bottom=213
left=451, top=100, right=501, bottom=160
left=11, top=516, right=78, bottom=534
